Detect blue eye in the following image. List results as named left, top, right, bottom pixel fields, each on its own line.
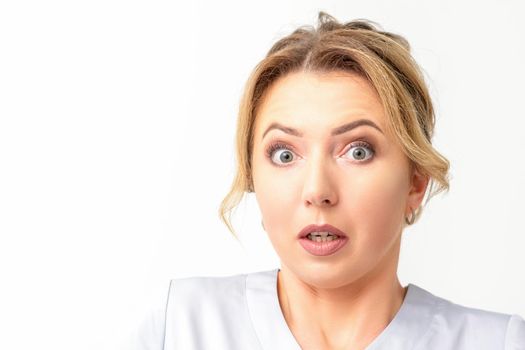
left=345, top=141, right=374, bottom=161
left=265, top=141, right=374, bottom=165
left=266, top=142, right=295, bottom=166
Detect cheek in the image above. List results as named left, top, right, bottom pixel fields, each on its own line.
left=252, top=153, right=300, bottom=245
left=348, top=166, right=409, bottom=242
left=254, top=166, right=297, bottom=229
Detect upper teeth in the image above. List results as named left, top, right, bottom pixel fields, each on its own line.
left=308, top=231, right=337, bottom=237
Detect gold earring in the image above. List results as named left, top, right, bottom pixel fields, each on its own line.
left=405, top=208, right=416, bottom=225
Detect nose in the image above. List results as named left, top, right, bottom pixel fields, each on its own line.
left=301, top=154, right=338, bottom=208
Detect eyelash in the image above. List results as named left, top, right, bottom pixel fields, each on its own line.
left=264, top=140, right=375, bottom=166
left=265, top=141, right=294, bottom=159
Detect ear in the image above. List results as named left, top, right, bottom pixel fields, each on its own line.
left=406, top=167, right=430, bottom=215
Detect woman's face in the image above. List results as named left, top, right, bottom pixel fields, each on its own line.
left=251, top=70, right=428, bottom=289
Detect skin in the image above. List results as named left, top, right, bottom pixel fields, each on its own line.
left=251, top=70, right=429, bottom=350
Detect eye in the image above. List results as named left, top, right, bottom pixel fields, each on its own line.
left=265, top=142, right=296, bottom=166
left=344, top=141, right=375, bottom=162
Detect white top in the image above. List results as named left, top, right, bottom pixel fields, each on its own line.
left=125, top=268, right=525, bottom=350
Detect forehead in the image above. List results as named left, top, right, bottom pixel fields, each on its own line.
left=254, top=70, right=386, bottom=136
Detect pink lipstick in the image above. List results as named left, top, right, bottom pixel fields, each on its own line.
left=297, top=223, right=348, bottom=256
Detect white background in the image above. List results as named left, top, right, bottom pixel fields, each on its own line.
left=0, top=0, right=524, bottom=349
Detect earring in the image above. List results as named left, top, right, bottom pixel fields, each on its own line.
left=405, top=208, right=416, bottom=225
left=261, top=220, right=265, bottom=230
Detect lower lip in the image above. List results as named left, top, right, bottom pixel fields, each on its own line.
left=298, top=236, right=348, bottom=256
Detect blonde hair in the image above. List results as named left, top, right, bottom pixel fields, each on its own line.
left=219, top=12, right=450, bottom=239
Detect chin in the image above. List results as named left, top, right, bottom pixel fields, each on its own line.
left=289, top=260, right=363, bottom=290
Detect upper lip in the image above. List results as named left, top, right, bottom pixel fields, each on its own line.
left=297, top=224, right=348, bottom=239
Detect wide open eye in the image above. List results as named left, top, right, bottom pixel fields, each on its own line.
left=266, top=142, right=296, bottom=166
left=344, top=141, right=375, bottom=162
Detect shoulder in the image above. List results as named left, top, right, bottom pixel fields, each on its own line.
left=168, top=270, right=249, bottom=300
left=409, top=284, right=525, bottom=349
left=120, top=271, right=254, bottom=350
left=165, top=270, right=253, bottom=318
left=119, top=279, right=172, bottom=350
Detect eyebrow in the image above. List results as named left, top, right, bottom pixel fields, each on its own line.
left=261, top=118, right=384, bottom=140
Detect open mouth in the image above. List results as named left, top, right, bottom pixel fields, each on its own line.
left=299, top=234, right=348, bottom=256
left=306, top=232, right=340, bottom=242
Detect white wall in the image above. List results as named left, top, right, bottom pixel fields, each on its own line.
left=0, top=0, right=523, bottom=349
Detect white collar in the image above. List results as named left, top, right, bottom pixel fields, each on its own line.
left=245, top=268, right=443, bottom=349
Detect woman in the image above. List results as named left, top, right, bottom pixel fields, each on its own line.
left=131, top=12, right=525, bottom=350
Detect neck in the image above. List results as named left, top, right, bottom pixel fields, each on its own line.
left=277, top=236, right=407, bottom=349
